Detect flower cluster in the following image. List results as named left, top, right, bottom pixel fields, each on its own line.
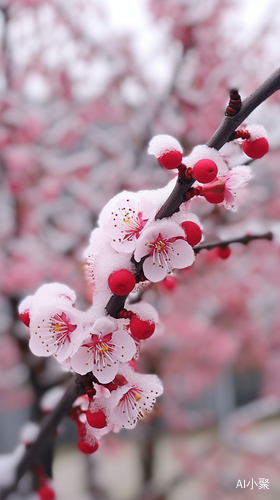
left=19, top=128, right=268, bottom=453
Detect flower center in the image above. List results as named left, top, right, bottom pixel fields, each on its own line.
left=153, top=240, right=165, bottom=252
left=98, top=345, right=109, bottom=355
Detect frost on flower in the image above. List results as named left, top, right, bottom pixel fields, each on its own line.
left=71, top=317, right=136, bottom=383
left=99, top=192, right=156, bottom=253
left=134, top=220, right=195, bottom=282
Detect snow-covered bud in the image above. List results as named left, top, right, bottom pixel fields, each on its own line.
left=193, top=159, right=218, bottom=183
left=108, top=269, right=136, bottom=296
left=86, top=409, right=107, bottom=429
left=148, top=134, right=183, bottom=170
left=130, top=315, right=155, bottom=341
left=242, top=124, right=269, bottom=159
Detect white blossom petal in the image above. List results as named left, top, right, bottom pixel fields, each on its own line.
left=168, top=239, right=195, bottom=269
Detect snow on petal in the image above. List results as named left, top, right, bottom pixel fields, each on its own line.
left=99, top=191, right=156, bottom=253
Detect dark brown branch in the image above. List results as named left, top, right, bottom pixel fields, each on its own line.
left=207, top=67, right=280, bottom=150
left=0, top=374, right=92, bottom=499
left=194, top=231, right=273, bottom=253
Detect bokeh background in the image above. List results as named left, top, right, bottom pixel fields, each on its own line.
left=1, top=0, right=280, bottom=498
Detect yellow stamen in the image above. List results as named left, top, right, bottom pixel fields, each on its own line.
left=54, top=323, right=62, bottom=332
left=135, top=393, right=141, bottom=402
left=154, top=241, right=165, bottom=252
left=99, top=345, right=109, bottom=355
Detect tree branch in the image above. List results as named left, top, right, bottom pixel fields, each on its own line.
left=207, top=67, right=280, bottom=150
left=0, top=374, right=90, bottom=499
left=194, top=231, right=273, bottom=253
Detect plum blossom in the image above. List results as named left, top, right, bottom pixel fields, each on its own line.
left=71, top=318, right=136, bottom=383
left=134, top=220, right=195, bottom=282
left=100, top=193, right=156, bottom=253
left=29, top=301, right=83, bottom=362
left=220, top=166, right=251, bottom=210
left=86, top=366, right=163, bottom=429
left=112, top=369, right=163, bottom=429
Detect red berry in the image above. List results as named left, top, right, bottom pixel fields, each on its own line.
left=130, top=315, right=155, bottom=341
left=181, top=221, right=202, bottom=246
left=204, top=192, right=224, bottom=204
left=77, top=438, right=99, bottom=454
left=108, top=269, right=136, bottom=296
left=217, top=246, right=231, bottom=259
left=193, top=159, right=218, bottom=183
left=37, top=485, right=55, bottom=500
left=158, top=150, right=183, bottom=170
left=242, top=137, right=269, bottom=159
left=86, top=409, right=107, bottom=429
left=19, top=310, right=30, bottom=327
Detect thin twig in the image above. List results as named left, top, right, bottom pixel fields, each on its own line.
left=194, top=231, right=273, bottom=253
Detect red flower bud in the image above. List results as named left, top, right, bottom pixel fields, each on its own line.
left=158, top=150, right=183, bottom=170
left=108, top=269, right=136, bottom=296
left=217, top=246, right=231, bottom=259
left=77, top=438, right=99, bottom=454
left=19, top=310, right=30, bottom=327
left=86, top=409, right=107, bottom=429
left=130, top=315, right=155, bottom=341
left=37, top=485, right=55, bottom=500
left=181, top=221, right=202, bottom=246
left=200, top=179, right=225, bottom=204
left=193, top=159, right=218, bottom=183
left=161, top=275, right=177, bottom=290
left=242, top=137, right=269, bottom=159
